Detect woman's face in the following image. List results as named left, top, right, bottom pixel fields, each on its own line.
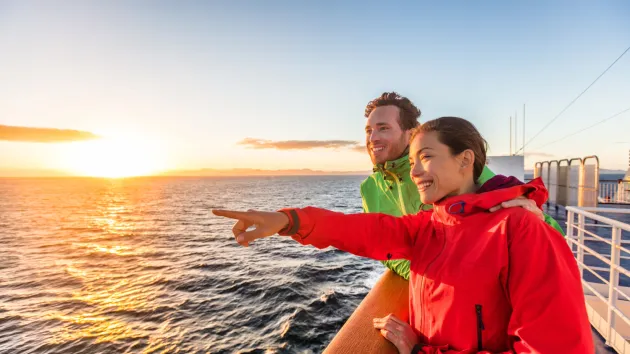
left=409, top=131, right=473, bottom=204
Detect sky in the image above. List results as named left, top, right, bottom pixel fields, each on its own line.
left=1, top=0, right=629, bottom=176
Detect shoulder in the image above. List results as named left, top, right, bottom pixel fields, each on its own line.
left=477, top=165, right=496, bottom=185
left=503, top=207, right=564, bottom=244
left=360, top=173, right=378, bottom=191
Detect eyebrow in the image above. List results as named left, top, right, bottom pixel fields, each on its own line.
left=365, top=122, right=391, bottom=130
left=413, top=147, right=434, bottom=156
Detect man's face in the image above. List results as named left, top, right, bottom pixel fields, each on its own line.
left=365, top=105, right=410, bottom=165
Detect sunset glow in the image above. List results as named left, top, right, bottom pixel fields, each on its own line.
left=62, top=138, right=165, bottom=178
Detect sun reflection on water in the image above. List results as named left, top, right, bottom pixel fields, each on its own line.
left=46, top=312, right=141, bottom=345
left=2, top=176, right=344, bottom=353
left=43, top=182, right=175, bottom=348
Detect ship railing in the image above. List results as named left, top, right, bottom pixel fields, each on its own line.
left=566, top=206, right=630, bottom=353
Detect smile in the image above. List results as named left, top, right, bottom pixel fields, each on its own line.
left=417, top=181, right=433, bottom=191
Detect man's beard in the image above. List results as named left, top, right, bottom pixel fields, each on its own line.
left=369, top=139, right=409, bottom=165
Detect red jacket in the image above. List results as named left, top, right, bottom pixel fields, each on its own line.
left=279, top=178, right=593, bottom=353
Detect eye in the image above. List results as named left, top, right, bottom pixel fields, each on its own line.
left=421, top=155, right=432, bottom=161
left=379, top=127, right=388, bottom=131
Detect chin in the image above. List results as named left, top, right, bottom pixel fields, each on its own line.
left=372, top=156, right=386, bottom=165
left=419, top=191, right=437, bottom=204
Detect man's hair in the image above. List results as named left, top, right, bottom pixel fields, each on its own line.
left=364, top=92, right=421, bottom=131
left=411, top=116, right=488, bottom=181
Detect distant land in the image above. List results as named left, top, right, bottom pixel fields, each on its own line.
left=0, top=168, right=73, bottom=177
left=0, top=168, right=372, bottom=177
left=2, top=167, right=626, bottom=178
left=158, top=168, right=372, bottom=177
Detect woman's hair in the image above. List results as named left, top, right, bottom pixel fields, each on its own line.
left=411, top=117, right=488, bottom=181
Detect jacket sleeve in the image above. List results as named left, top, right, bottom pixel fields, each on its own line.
left=360, top=180, right=413, bottom=280
left=380, top=259, right=411, bottom=280
left=543, top=213, right=565, bottom=236
left=413, top=212, right=594, bottom=354
left=502, top=212, right=594, bottom=353
left=278, top=206, right=431, bottom=261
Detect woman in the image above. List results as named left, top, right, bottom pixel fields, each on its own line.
left=213, top=117, right=593, bottom=353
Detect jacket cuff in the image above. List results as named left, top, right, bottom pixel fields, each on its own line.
left=277, top=209, right=300, bottom=236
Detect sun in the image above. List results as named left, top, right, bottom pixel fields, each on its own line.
left=62, top=137, right=166, bottom=178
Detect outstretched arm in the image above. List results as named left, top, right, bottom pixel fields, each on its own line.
left=212, top=207, right=431, bottom=262
left=279, top=207, right=430, bottom=261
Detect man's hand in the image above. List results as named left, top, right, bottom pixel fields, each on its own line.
left=489, top=196, right=544, bottom=221
left=373, top=314, right=418, bottom=354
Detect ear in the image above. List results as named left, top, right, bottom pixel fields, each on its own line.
left=403, top=129, right=412, bottom=144
left=458, top=149, right=475, bottom=171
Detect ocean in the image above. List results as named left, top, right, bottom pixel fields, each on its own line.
left=1, top=175, right=629, bottom=353
left=0, top=176, right=382, bottom=354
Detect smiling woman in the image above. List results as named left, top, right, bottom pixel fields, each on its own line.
left=61, top=137, right=166, bottom=178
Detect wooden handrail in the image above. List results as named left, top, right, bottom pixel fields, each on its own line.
left=323, top=269, right=410, bottom=353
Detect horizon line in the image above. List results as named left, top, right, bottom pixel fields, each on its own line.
left=1, top=166, right=627, bottom=179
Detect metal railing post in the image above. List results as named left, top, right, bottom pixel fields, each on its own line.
left=607, top=226, right=621, bottom=345
left=582, top=156, right=600, bottom=207
left=568, top=158, right=583, bottom=207
left=534, top=162, right=543, bottom=179
left=577, top=214, right=585, bottom=277
left=578, top=161, right=586, bottom=206
left=566, top=210, right=574, bottom=245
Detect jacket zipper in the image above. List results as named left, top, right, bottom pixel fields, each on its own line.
left=475, top=304, right=484, bottom=350
left=384, top=170, right=407, bottom=215
left=419, top=223, right=447, bottom=337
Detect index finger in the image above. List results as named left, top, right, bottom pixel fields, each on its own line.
left=386, top=314, right=407, bottom=327
left=212, top=209, right=253, bottom=221
left=501, top=198, right=535, bottom=209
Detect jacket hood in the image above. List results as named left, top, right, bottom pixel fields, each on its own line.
left=433, top=177, right=548, bottom=218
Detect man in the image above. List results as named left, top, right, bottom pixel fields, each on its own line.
left=360, top=92, right=564, bottom=280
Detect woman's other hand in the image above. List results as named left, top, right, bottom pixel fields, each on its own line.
left=212, top=209, right=289, bottom=247
left=373, top=313, right=418, bottom=354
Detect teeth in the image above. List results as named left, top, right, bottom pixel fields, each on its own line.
left=417, top=181, right=432, bottom=191
left=372, top=147, right=384, bottom=152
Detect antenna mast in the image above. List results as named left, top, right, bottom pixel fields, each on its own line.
left=510, top=116, right=513, bottom=155
left=523, top=104, right=526, bottom=158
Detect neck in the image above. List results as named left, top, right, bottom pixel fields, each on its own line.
left=458, top=178, right=478, bottom=195
left=438, top=177, right=478, bottom=203
left=394, top=145, right=410, bottom=160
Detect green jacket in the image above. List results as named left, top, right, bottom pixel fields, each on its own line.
left=360, top=153, right=564, bottom=280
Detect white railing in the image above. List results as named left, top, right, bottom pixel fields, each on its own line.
left=566, top=206, right=630, bottom=353
left=600, top=181, right=630, bottom=204
left=534, top=155, right=600, bottom=208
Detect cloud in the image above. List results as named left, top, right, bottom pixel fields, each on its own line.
left=350, top=145, right=367, bottom=152
left=524, top=151, right=554, bottom=158
left=0, top=125, right=101, bottom=143
left=238, top=138, right=363, bottom=151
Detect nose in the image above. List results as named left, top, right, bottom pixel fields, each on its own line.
left=411, top=162, right=425, bottom=178
left=367, top=130, right=380, bottom=144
